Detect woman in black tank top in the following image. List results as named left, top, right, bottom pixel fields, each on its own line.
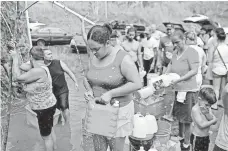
left=43, top=49, right=79, bottom=125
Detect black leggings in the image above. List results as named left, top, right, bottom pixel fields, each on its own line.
left=143, top=58, right=153, bottom=86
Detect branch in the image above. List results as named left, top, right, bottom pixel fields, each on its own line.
left=0, top=11, right=13, bottom=37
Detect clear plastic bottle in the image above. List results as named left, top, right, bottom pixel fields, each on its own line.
left=113, top=100, right=119, bottom=107
left=138, top=146, right=145, bottom=151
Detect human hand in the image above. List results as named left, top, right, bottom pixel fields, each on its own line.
left=211, top=114, right=217, bottom=124
left=8, top=50, right=17, bottom=59
left=84, top=91, right=94, bottom=102
left=100, top=91, right=113, bottom=105
left=170, top=79, right=179, bottom=87
left=7, top=39, right=16, bottom=50
left=165, top=51, right=173, bottom=60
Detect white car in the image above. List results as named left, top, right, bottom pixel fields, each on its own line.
left=183, top=14, right=221, bottom=27
left=29, top=18, right=46, bottom=32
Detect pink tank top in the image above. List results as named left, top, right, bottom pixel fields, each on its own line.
left=86, top=50, right=133, bottom=107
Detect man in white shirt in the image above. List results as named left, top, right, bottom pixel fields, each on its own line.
left=185, top=31, right=207, bottom=89
left=150, top=24, right=167, bottom=48
left=140, top=27, right=157, bottom=86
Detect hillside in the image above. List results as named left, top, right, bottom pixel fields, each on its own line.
left=28, top=1, right=228, bottom=34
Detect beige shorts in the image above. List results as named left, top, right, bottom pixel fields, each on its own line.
left=116, top=100, right=134, bottom=137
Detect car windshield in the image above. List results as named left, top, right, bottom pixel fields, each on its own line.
left=29, top=18, right=37, bottom=23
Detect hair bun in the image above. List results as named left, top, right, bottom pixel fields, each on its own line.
left=103, top=23, right=112, bottom=34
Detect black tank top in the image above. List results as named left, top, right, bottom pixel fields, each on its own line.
left=48, top=60, right=69, bottom=96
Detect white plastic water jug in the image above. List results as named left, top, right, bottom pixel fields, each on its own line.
left=137, top=86, right=156, bottom=99
left=145, top=113, right=158, bottom=135
left=160, top=73, right=180, bottom=87
left=148, top=148, right=158, bottom=151
left=138, top=146, right=145, bottom=151
left=133, top=114, right=147, bottom=138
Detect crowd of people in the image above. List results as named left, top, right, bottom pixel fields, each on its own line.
left=6, top=17, right=228, bottom=151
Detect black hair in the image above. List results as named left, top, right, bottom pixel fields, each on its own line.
left=127, top=27, right=136, bottom=34
left=199, top=87, right=217, bottom=105
left=139, top=33, right=145, bottom=39
left=87, top=23, right=112, bottom=44
left=215, top=28, right=226, bottom=41
left=29, top=46, right=44, bottom=60
left=185, top=31, right=196, bottom=41
left=172, top=30, right=185, bottom=40
left=110, top=30, right=119, bottom=38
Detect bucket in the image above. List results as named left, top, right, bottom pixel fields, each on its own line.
left=154, top=120, right=171, bottom=145
left=25, top=105, right=61, bottom=129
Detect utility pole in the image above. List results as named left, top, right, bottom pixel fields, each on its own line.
left=25, top=1, right=32, bottom=48
left=105, top=1, right=108, bottom=19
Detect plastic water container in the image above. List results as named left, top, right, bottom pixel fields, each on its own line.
left=145, top=113, right=158, bottom=135
left=154, top=120, right=171, bottom=145
left=133, top=114, right=147, bottom=138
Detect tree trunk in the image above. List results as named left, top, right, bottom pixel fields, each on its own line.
left=1, top=1, right=30, bottom=151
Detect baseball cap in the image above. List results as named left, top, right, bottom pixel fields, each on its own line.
left=166, top=24, right=174, bottom=29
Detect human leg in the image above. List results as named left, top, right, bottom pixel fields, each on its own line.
left=109, top=137, right=126, bottom=151
left=51, top=128, right=57, bottom=150
left=212, top=75, right=222, bottom=109
left=34, top=105, right=56, bottom=151
left=58, top=93, right=70, bottom=123
left=92, top=134, right=108, bottom=151
left=190, top=134, right=210, bottom=151
left=143, top=58, right=153, bottom=86
left=218, top=76, right=227, bottom=106
left=213, top=144, right=227, bottom=151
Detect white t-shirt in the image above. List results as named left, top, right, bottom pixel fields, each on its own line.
left=141, top=37, right=157, bottom=60
left=151, top=30, right=166, bottom=48
left=215, top=113, right=228, bottom=151
left=190, top=45, right=206, bottom=88
left=197, top=37, right=204, bottom=48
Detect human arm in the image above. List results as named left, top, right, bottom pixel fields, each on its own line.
left=81, top=17, right=88, bottom=46
left=192, top=107, right=217, bottom=129
left=20, top=61, right=32, bottom=72
left=60, top=60, right=78, bottom=89
left=156, top=40, right=164, bottom=69
left=165, top=62, right=172, bottom=74
left=207, top=43, right=216, bottom=65
left=101, top=55, right=142, bottom=102
left=222, top=83, right=228, bottom=115
left=137, top=43, right=143, bottom=69
left=201, top=51, right=207, bottom=73
left=10, top=50, right=43, bottom=84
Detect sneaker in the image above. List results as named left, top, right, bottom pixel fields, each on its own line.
left=181, top=143, right=190, bottom=151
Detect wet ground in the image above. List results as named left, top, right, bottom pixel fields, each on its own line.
left=6, top=52, right=224, bottom=151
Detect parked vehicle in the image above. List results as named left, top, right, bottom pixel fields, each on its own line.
left=183, top=14, right=221, bottom=27
left=110, top=20, right=146, bottom=35
left=31, top=27, right=73, bottom=46
left=29, top=18, right=46, bottom=32
left=71, top=20, right=146, bottom=54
